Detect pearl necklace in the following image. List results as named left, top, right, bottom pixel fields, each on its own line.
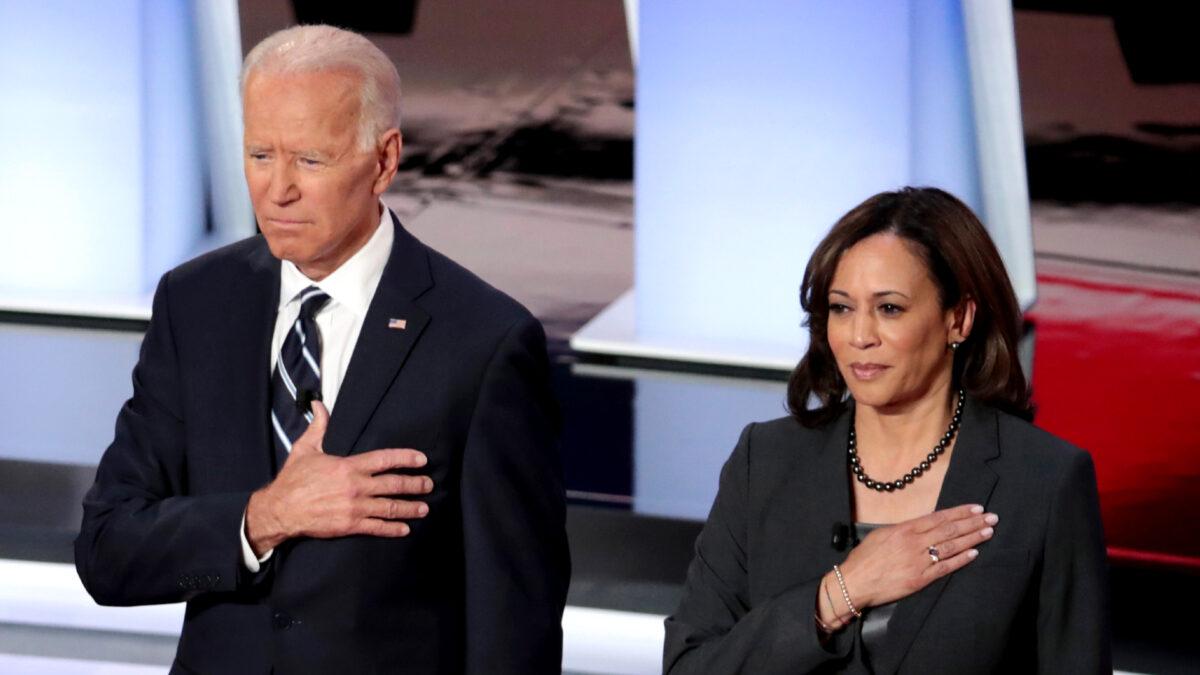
left=848, top=391, right=964, bottom=492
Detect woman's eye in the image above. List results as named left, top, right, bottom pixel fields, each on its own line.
left=829, top=303, right=850, bottom=314
left=879, top=303, right=904, bottom=315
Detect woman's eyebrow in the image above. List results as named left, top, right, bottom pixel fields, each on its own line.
left=828, top=289, right=911, bottom=299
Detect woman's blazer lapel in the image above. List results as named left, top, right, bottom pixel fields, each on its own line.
left=757, top=410, right=856, bottom=587
left=870, top=398, right=1001, bottom=674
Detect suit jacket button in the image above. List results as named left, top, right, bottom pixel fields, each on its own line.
left=273, top=612, right=292, bottom=630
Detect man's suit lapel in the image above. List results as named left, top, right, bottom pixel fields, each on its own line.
left=224, top=240, right=280, bottom=486
left=323, top=213, right=432, bottom=456
left=870, top=397, right=1000, bottom=674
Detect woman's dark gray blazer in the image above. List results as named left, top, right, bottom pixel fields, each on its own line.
left=664, top=397, right=1111, bottom=674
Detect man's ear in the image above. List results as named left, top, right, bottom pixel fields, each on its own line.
left=949, top=296, right=976, bottom=345
left=372, top=129, right=402, bottom=195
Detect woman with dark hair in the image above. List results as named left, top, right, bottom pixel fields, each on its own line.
left=664, top=188, right=1110, bottom=673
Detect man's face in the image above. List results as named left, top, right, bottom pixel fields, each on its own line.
left=243, top=69, right=395, bottom=280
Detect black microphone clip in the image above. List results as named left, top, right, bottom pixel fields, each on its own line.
left=296, top=388, right=322, bottom=414
left=831, top=523, right=850, bottom=551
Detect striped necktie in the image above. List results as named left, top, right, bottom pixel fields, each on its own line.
left=270, top=286, right=331, bottom=469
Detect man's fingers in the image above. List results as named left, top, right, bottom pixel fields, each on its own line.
left=356, top=519, right=412, bottom=538
left=350, top=448, right=428, bottom=474
left=363, top=497, right=429, bottom=521
left=291, top=401, right=330, bottom=454
left=349, top=498, right=430, bottom=539
left=369, top=473, right=434, bottom=496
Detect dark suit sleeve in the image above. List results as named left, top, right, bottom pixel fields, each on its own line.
left=1036, top=450, right=1112, bottom=673
left=664, top=424, right=854, bottom=674
left=460, top=314, right=570, bottom=674
left=75, top=273, right=251, bottom=605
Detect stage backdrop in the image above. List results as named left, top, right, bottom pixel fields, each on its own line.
left=574, top=0, right=1034, bottom=371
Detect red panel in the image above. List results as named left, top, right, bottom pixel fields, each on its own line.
left=1028, top=261, right=1200, bottom=571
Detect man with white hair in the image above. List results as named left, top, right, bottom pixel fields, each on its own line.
left=75, top=25, right=569, bottom=673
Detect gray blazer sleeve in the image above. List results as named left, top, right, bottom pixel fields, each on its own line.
left=1036, top=450, right=1112, bottom=673
left=663, top=424, right=855, bottom=674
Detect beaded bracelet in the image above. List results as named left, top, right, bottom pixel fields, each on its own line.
left=815, top=584, right=844, bottom=634
left=831, top=564, right=863, bottom=619
left=822, top=576, right=840, bottom=623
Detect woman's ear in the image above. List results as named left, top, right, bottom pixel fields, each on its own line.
left=949, top=296, right=976, bottom=344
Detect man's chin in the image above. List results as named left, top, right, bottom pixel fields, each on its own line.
left=262, top=238, right=310, bottom=266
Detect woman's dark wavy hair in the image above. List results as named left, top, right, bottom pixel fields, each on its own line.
left=787, top=187, right=1032, bottom=427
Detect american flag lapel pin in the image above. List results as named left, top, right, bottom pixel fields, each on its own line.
left=387, top=318, right=407, bottom=330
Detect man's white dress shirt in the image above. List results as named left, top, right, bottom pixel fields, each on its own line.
left=240, top=204, right=394, bottom=571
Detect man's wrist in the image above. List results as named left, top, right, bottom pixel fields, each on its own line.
left=239, top=511, right=273, bottom=572
left=245, top=488, right=288, bottom=556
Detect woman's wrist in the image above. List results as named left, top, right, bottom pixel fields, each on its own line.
left=832, top=564, right=865, bottom=620
left=815, top=572, right=855, bottom=633
left=835, top=559, right=873, bottom=611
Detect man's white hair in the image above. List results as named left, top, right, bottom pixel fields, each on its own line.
left=241, top=24, right=402, bottom=150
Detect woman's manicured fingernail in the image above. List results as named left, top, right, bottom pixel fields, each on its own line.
left=981, top=527, right=994, bottom=537
left=970, top=505, right=984, bottom=514
left=967, top=549, right=979, bottom=559
left=984, top=513, right=999, bottom=525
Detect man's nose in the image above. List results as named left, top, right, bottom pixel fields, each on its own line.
left=268, top=162, right=299, bottom=204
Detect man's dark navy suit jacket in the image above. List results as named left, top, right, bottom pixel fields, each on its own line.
left=75, top=214, right=570, bottom=674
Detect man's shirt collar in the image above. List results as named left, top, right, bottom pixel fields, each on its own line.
left=278, top=202, right=393, bottom=316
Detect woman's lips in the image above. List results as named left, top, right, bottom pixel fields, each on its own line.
left=849, top=363, right=889, bottom=380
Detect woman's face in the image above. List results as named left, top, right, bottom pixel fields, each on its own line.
left=826, top=233, right=968, bottom=412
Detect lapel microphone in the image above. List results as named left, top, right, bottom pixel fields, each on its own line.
left=296, top=389, right=322, bottom=414
left=831, top=523, right=850, bottom=551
